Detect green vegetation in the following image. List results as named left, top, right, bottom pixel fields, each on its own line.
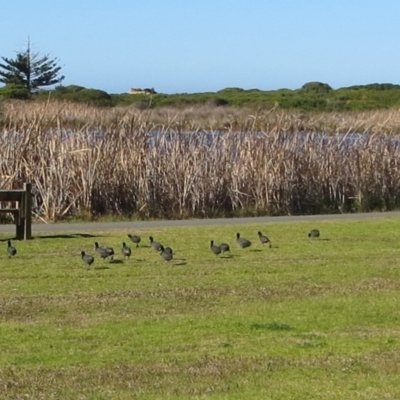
left=39, top=85, right=113, bottom=107
left=2, top=79, right=400, bottom=111
left=1, top=217, right=400, bottom=398
left=108, top=82, right=400, bottom=111
left=0, top=83, right=30, bottom=100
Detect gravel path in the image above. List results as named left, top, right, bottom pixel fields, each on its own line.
left=1, top=211, right=400, bottom=236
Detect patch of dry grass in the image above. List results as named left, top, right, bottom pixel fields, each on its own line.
left=1, top=352, right=400, bottom=399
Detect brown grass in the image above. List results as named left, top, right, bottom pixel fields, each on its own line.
left=1, top=353, right=400, bottom=399
left=1, top=100, right=400, bottom=221
left=2, top=278, right=399, bottom=325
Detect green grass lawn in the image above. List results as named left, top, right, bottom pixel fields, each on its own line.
left=1, top=217, right=400, bottom=399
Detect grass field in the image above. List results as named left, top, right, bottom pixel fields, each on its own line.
left=1, top=217, right=400, bottom=399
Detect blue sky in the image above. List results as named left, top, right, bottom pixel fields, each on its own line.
left=1, top=1, right=399, bottom=94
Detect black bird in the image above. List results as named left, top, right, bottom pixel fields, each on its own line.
left=127, top=234, right=141, bottom=248
left=236, top=232, right=251, bottom=249
left=81, top=251, right=94, bottom=268
left=258, top=231, right=272, bottom=248
left=219, top=242, right=231, bottom=254
left=308, top=229, right=320, bottom=238
left=210, top=240, right=222, bottom=256
left=149, top=236, right=163, bottom=252
left=122, top=242, right=132, bottom=259
left=163, top=246, right=173, bottom=255
left=95, top=242, right=114, bottom=261
left=7, top=240, right=17, bottom=258
left=159, top=245, right=173, bottom=262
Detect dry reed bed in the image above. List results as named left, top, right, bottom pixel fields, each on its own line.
left=3, top=100, right=400, bottom=133
left=1, top=101, right=400, bottom=221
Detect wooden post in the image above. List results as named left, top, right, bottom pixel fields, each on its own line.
left=15, top=189, right=25, bottom=240
left=16, top=210, right=24, bottom=240
left=24, top=182, right=32, bottom=240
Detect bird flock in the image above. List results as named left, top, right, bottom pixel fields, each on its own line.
left=5, top=228, right=321, bottom=267
left=210, top=231, right=272, bottom=256
left=80, top=234, right=176, bottom=268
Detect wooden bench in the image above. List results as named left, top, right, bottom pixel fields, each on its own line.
left=0, top=183, right=32, bottom=240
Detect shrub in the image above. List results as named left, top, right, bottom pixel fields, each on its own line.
left=36, top=85, right=113, bottom=106
left=0, top=84, right=30, bottom=100
left=301, top=82, right=333, bottom=94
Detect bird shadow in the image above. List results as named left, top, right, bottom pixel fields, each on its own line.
left=220, top=254, right=234, bottom=259
left=250, top=249, right=262, bottom=253
left=174, top=261, right=187, bottom=266
left=35, top=233, right=98, bottom=240
left=93, top=265, right=110, bottom=270
left=109, top=259, right=124, bottom=264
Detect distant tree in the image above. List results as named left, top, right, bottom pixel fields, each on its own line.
left=301, top=82, right=333, bottom=94
left=0, top=40, right=64, bottom=95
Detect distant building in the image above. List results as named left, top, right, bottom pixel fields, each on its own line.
left=129, top=88, right=156, bottom=95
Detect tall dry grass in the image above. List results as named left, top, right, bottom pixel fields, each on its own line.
left=1, top=100, right=400, bottom=222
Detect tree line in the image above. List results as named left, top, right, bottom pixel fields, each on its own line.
left=1, top=43, right=400, bottom=112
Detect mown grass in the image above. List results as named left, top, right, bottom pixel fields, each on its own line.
left=1, top=217, right=400, bottom=399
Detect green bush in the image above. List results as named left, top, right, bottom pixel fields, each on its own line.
left=0, top=84, right=30, bottom=100
left=36, top=85, right=113, bottom=106
left=5, top=81, right=400, bottom=112
left=301, top=81, right=333, bottom=94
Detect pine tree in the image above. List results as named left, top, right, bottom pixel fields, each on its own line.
left=0, top=40, right=65, bottom=94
